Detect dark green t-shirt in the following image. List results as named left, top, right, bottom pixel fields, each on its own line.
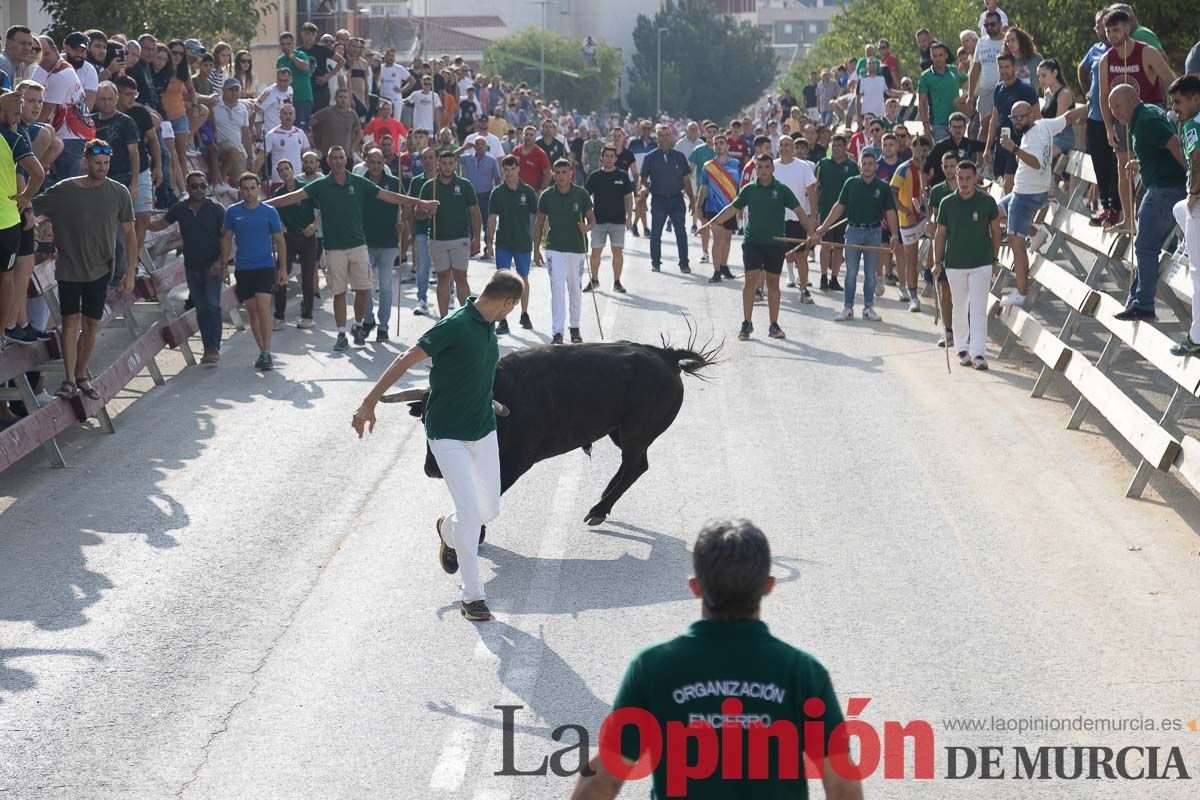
left=611, top=619, right=846, bottom=800
left=816, top=157, right=859, bottom=217
left=277, top=50, right=313, bottom=102
left=937, top=189, right=999, bottom=268
left=1130, top=102, right=1186, bottom=189
left=928, top=180, right=953, bottom=219
left=489, top=180, right=538, bottom=253
left=362, top=172, right=401, bottom=248
left=916, top=65, right=967, bottom=124
left=301, top=172, right=381, bottom=250
left=409, top=175, right=429, bottom=236
left=416, top=296, right=499, bottom=441
left=537, top=136, right=567, bottom=165
left=273, top=179, right=316, bottom=233
left=419, top=175, right=478, bottom=241
left=836, top=175, right=896, bottom=226
left=537, top=184, right=592, bottom=253
left=732, top=178, right=800, bottom=246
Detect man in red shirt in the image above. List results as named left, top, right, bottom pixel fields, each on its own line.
left=514, top=124, right=551, bottom=190
left=725, top=118, right=750, bottom=166
left=362, top=99, right=407, bottom=147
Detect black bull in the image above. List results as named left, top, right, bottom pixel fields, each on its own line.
left=388, top=339, right=719, bottom=525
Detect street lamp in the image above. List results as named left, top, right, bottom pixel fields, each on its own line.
left=656, top=27, right=667, bottom=120
left=531, top=0, right=550, bottom=97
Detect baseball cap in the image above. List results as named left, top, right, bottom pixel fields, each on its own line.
left=184, top=39, right=204, bottom=56
left=222, top=77, right=241, bottom=90
left=64, top=32, right=89, bottom=50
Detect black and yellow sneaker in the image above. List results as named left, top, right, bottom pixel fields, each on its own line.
left=1170, top=336, right=1200, bottom=357
left=737, top=321, right=753, bottom=341
left=461, top=599, right=493, bottom=621
left=436, top=516, right=458, bottom=574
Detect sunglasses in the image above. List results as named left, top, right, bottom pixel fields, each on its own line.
left=86, top=144, right=113, bottom=156
left=171, top=49, right=185, bottom=56
left=188, top=182, right=208, bottom=190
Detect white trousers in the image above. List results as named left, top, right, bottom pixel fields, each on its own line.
left=428, top=430, right=501, bottom=603
left=946, top=265, right=991, bottom=359
left=1173, top=199, right=1200, bottom=342
left=546, top=249, right=584, bottom=335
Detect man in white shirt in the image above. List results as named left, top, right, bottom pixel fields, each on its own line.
left=998, top=100, right=1087, bottom=305
left=212, top=78, right=254, bottom=185
left=403, top=73, right=441, bottom=134
left=773, top=135, right=819, bottom=301
left=256, top=68, right=294, bottom=135
left=35, top=35, right=94, bottom=181
left=463, top=115, right=505, bottom=159
left=970, top=10, right=1006, bottom=132
left=61, top=32, right=98, bottom=107
left=854, top=58, right=892, bottom=123
left=978, top=0, right=1009, bottom=35
left=674, top=121, right=703, bottom=160
left=257, top=103, right=310, bottom=188
left=378, top=47, right=413, bottom=108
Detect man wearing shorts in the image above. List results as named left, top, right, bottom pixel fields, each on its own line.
left=699, top=154, right=805, bottom=341
left=772, top=134, right=818, bottom=302
left=815, top=134, right=858, bottom=291
left=533, top=158, right=594, bottom=344
left=693, top=133, right=740, bottom=283
left=269, top=144, right=437, bottom=351
left=419, top=149, right=481, bottom=318
left=890, top=134, right=931, bottom=311
left=221, top=172, right=286, bottom=370
left=584, top=144, right=633, bottom=294
left=0, top=87, right=45, bottom=347
left=33, top=139, right=135, bottom=400
left=484, top=153, right=538, bottom=334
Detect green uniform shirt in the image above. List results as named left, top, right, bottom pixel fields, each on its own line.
left=688, top=142, right=715, bottom=185
left=1183, top=111, right=1200, bottom=194
left=537, top=184, right=592, bottom=253
left=416, top=296, right=499, bottom=441
left=917, top=66, right=967, bottom=125
left=937, top=189, right=998, bottom=268
left=301, top=172, right=382, bottom=250
left=419, top=175, right=478, bottom=241
left=409, top=176, right=429, bottom=236
left=362, top=172, right=401, bottom=248
left=836, top=175, right=896, bottom=226
left=731, top=178, right=799, bottom=246
left=1130, top=103, right=1186, bottom=189
left=611, top=619, right=846, bottom=800
left=816, top=156, right=859, bottom=217
left=537, top=136, right=567, bottom=165
left=277, top=51, right=313, bottom=102
left=273, top=179, right=316, bottom=232
left=489, top=180, right=538, bottom=253
left=928, top=180, right=953, bottom=219
left=1129, top=26, right=1163, bottom=52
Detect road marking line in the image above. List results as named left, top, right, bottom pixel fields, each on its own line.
left=428, top=704, right=483, bottom=792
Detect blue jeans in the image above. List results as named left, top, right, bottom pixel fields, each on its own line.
left=364, top=247, right=398, bottom=328
left=414, top=233, right=432, bottom=304
left=821, top=111, right=833, bottom=126
left=293, top=99, right=313, bottom=131
left=185, top=266, right=223, bottom=351
left=52, top=138, right=85, bottom=183
left=1129, top=185, right=1186, bottom=311
left=650, top=193, right=688, bottom=267
left=931, top=124, right=950, bottom=142
left=843, top=226, right=882, bottom=309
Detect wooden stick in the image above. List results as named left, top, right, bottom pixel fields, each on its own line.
left=773, top=236, right=891, bottom=254
left=583, top=210, right=603, bottom=340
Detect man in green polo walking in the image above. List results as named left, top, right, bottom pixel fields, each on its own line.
left=484, top=153, right=538, bottom=334
left=534, top=158, right=595, bottom=344
left=352, top=270, right=525, bottom=622
left=419, top=150, right=482, bottom=318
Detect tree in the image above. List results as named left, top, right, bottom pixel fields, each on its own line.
left=482, top=28, right=622, bottom=114
left=627, top=0, right=776, bottom=123
left=39, top=0, right=269, bottom=45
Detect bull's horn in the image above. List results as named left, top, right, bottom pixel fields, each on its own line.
left=381, top=388, right=428, bottom=403
left=493, top=400, right=510, bottom=417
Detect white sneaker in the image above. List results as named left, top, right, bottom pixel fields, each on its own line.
left=273, top=318, right=285, bottom=331
left=908, top=297, right=921, bottom=312
left=834, top=307, right=854, bottom=321
left=414, top=300, right=429, bottom=316
left=874, top=280, right=885, bottom=298
left=937, top=330, right=954, bottom=348
left=999, top=290, right=1026, bottom=307
left=898, top=287, right=910, bottom=302
left=862, top=307, right=881, bottom=321
left=296, top=317, right=316, bottom=329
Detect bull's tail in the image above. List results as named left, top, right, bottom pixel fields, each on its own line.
left=659, top=315, right=724, bottom=380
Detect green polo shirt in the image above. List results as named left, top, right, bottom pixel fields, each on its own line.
left=419, top=175, right=478, bottom=241
left=301, top=172, right=381, bottom=250
left=731, top=178, right=799, bottom=246
left=816, top=156, right=859, bottom=217
left=937, top=189, right=998, bottom=268
left=836, top=175, right=895, bottom=226
left=928, top=180, right=953, bottom=220
left=409, top=175, right=429, bottom=236
left=1183, top=111, right=1200, bottom=193
left=362, top=172, right=401, bottom=248
left=537, top=136, right=567, bottom=165
left=688, top=142, right=715, bottom=184
left=273, top=179, right=316, bottom=232
left=416, top=296, right=499, bottom=441
left=537, top=184, right=592, bottom=253
left=611, top=619, right=846, bottom=800
left=917, top=65, right=967, bottom=125
left=489, top=180, right=538, bottom=253
left=277, top=50, right=313, bottom=102
left=1130, top=103, right=1186, bottom=190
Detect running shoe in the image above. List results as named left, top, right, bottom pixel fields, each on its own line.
left=570, top=327, right=583, bottom=343
left=1171, top=336, right=1200, bottom=357
left=520, top=312, right=533, bottom=329
left=834, top=307, right=853, bottom=321
left=799, top=289, right=813, bottom=304
left=333, top=333, right=349, bottom=351
left=297, top=317, right=315, bottom=328
left=768, top=322, right=785, bottom=339
left=862, top=307, right=881, bottom=321
left=720, top=266, right=735, bottom=280
left=973, top=355, right=989, bottom=371
left=958, top=351, right=972, bottom=366
left=497, top=319, right=509, bottom=335
left=461, top=599, right=492, bottom=621
left=738, top=320, right=753, bottom=340
left=612, top=281, right=626, bottom=293
left=436, top=516, right=459, bottom=575
left=829, top=277, right=843, bottom=291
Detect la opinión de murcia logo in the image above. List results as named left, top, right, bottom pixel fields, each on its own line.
left=495, top=698, right=1194, bottom=795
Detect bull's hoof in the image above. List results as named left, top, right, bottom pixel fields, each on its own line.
left=479, top=525, right=487, bottom=545
left=584, top=513, right=606, bottom=527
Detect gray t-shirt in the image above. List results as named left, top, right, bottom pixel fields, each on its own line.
left=34, top=179, right=134, bottom=282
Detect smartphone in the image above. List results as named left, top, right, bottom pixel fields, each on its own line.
left=1001, top=127, right=1011, bottom=139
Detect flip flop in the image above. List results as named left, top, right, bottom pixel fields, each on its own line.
left=55, top=380, right=77, bottom=400
left=75, top=379, right=100, bottom=400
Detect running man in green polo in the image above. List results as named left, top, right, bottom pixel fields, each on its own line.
left=699, top=154, right=809, bottom=342
left=352, top=270, right=525, bottom=622
left=569, top=519, right=863, bottom=800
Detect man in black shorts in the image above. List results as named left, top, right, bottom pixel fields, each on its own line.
left=33, top=139, right=136, bottom=400
left=814, top=134, right=858, bottom=291
left=699, top=154, right=805, bottom=341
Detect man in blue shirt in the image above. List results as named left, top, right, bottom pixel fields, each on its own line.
left=639, top=125, right=695, bottom=273
left=983, top=53, right=1039, bottom=194
left=1079, top=10, right=1120, bottom=226
left=221, top=172, right=286, bottom=370
left=459, top=136, right=500, bottom=253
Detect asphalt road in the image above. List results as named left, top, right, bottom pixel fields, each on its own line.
left=2, top=233, right=1199, bottom=799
